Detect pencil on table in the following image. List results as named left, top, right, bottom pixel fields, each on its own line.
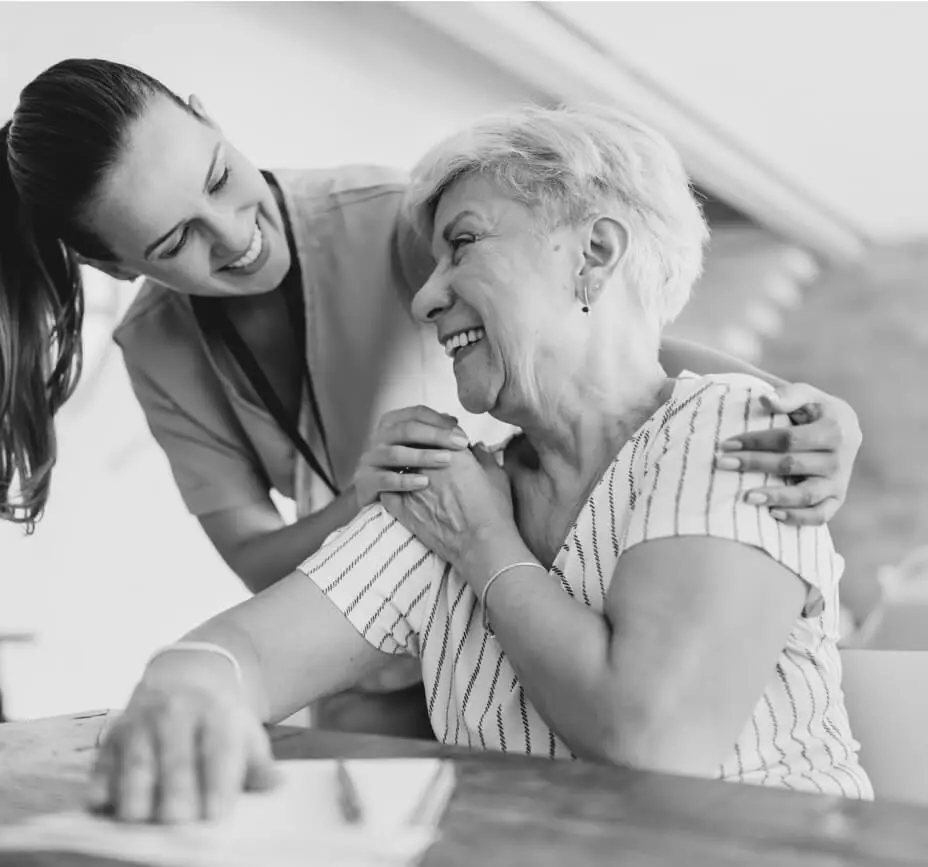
left=335, top=759, right=364, bottom=825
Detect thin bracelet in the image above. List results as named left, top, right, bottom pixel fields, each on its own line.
left=146, top=641, right=244, bottom=688
left=480, top=562, right=548, bottom=634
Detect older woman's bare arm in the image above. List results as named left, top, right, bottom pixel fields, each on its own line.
left=593, top=537, right=806, bottom=772
left=458, top=533, right=805, bottom=774
left=190, top=571, right=393, bottom=721
left=91, top=569, right=391, bottom=823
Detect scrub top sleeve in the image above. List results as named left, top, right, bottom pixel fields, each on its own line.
left=122, top=359, right=271, bottom=517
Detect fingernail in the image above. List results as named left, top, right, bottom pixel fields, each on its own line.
left=450, top=433, right=470, bottom=448
left=770, top=509, right=787, bottom=521
left=714, top=456, right=741, bottom=470
left=744, top=492, right=767, bottom=505
left=433, top=451, right=452, bottom=464
left=410, top=476, right=429, bottom=488
left=719, top=440, right=741, bottom=452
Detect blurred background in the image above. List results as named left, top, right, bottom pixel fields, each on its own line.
left=1, top=1, right=927, bottom=721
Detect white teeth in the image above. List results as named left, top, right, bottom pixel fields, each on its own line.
left=443, top=327, right=486, bottom=358
left=227, top=223, right=263, bottom=270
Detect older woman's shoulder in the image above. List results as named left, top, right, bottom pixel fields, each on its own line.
left=668, top=370, right=777, bottom=415
left=650, top=371, right=784, bottom=447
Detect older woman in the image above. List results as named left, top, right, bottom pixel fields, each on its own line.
left=93, top=105, right=871, bottom=823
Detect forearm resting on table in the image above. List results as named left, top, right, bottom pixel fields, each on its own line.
left=142, top=616, right=271, bottom=722
left=660, top=336, right=785, bottom=387
left=143, top=566, right=392, bottom=725
left=202, top=487, right=362, bottom=594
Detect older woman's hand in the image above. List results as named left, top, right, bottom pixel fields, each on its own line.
left=354, top=406, right=471, bottom=509
left=381, top=443, right=515, bottom=567
left=715, top=382, right=862, bottom=526
left=89, top=678, right=275, bottom=823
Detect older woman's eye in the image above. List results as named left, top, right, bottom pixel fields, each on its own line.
left=450, top=234, right=477, bottom=264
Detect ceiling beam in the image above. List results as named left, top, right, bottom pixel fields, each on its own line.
left=397, top=1, right=866, bottom=264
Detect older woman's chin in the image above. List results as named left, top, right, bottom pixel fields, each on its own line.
left=454, top=380, right=497, bottom=417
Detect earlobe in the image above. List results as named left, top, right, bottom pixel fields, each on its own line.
left=577, top=216, right=628, bottom=309
left=77, top=256, right=139, bottom=283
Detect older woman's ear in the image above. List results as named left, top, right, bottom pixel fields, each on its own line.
left=581, top=216, right=629, bottom=302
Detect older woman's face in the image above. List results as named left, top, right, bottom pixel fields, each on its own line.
left=412, top=175, right=581, bottom=416
left=85, top=96, right=291, bottom=297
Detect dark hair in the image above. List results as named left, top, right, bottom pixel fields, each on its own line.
left=0, top=58, right=186, bottom=531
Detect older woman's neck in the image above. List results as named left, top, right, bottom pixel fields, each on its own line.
left=522, top=351, right=669, bottom=483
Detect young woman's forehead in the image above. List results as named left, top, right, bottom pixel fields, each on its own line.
left=88, top=100, right=219, bottom=257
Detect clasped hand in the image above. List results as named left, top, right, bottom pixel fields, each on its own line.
left=381, top=442, right=515, bottom=568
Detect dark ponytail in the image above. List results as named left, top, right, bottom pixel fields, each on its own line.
left=0, top=121, right=83, bottom=530
left=0, top=59, right=186, bottom=531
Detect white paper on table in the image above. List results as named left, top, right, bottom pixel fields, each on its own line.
left=0, top=758, right=456, bottom=867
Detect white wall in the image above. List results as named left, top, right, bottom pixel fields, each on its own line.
left=0, top=2, right=536, bottom=168
left=0, top=2, right=538, bottom=719
left=553, top=1, right=928, bottom=242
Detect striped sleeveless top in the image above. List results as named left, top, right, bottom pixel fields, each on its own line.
left=299, top=372, right=873, bottom=798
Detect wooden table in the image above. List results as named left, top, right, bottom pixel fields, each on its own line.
left=3, top=710, right=928, bottom=866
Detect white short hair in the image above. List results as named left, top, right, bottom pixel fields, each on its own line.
left=405, top=104, right=709, bottom=328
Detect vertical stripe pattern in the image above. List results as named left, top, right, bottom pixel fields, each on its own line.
left=297, top=372, right=872, bottom=799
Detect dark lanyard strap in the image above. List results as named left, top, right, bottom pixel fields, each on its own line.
left=191, top=171, right=340, bottom=497
left=206, top=298, right=340, bottom=498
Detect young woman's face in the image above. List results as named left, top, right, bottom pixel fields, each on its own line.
left=85, top=95, right=290, bottom=297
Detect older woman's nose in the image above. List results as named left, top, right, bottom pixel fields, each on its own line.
left=411, top=269, right=453, bottom=324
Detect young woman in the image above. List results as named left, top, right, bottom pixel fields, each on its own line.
left=1, top=58, right=862, bottom=738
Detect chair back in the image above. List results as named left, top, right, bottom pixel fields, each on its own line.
left=841, top=649, right=928, bottom=804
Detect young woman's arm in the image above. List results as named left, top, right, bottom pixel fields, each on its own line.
left=659, top=335, right=785, bottom=385
left=200, top=493, right=361, bottom=593
left=658, top=335, right=862, bottom=526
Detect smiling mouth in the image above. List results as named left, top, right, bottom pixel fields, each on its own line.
left=443, top=327, right=486, bottom=359
left=221, top=221, right=264, bottom=271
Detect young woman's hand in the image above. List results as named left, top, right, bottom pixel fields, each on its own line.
left=89, top=677, right=275, bottom=823
left=353, top=406, right=471, bottom=508
left=381, top=443, right=516, bottom=569
left=716, top=382, right=862, bottom=526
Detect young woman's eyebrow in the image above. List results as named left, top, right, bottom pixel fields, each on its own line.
left=144, top=142, right=222, bottom=259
